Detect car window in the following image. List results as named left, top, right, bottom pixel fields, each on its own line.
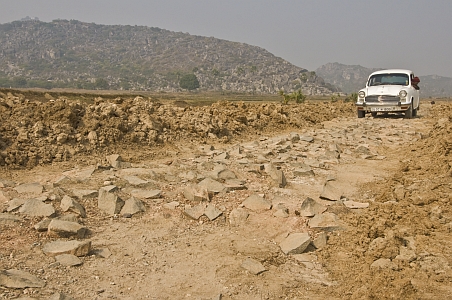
left=368, top=73, right=409, bottom=86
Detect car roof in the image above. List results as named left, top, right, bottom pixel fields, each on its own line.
left=370, top=69, right=413, bottom=76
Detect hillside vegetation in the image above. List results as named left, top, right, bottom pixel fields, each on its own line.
left=0, top=19, right=337, bottom=95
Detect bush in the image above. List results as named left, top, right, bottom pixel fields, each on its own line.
left=279, top=89, right=306, bottom=104
left=179, top=74, right=200, bottom=90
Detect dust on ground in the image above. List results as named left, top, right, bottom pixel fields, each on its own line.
left=0, top=90, right=451, bottom=299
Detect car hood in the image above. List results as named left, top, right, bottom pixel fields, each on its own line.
left=364, top=85, right=405, bottom=96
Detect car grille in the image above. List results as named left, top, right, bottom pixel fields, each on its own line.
left=365, top=95, right=400, bottom=103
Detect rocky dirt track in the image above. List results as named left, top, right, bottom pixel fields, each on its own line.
left=1, top=91, right=452, bottom=299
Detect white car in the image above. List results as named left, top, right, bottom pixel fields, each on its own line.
left=355, top=69, right=420, bottom=118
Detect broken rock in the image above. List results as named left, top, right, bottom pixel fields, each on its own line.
left=42, top=240, right=92, bottom=257
left=98, top=186, right=124, bottom=215
left=19, top=199, right=55, bottom=217
left=242, top=194, right=272, bottom=211
left=0, top=269, right=46, bottom=288
left=14, top=182, right=43, bottom=194
left=241, top=258, right=267, bottom=275
left=60, top=195, right=86, bottom=217
left=48, top=219, right=87, bottom=238
left=279, top=232, right=311, bottom=255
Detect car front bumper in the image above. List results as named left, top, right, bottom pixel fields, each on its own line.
left=355, top=100, right=411, bottom=113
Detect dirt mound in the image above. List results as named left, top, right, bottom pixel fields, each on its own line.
left=0, top=91, right=354, bottom=168
left=318, top=103, right=452, bottom=299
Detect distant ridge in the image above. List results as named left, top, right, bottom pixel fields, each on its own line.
left=316, top=62, right=452, bottom=98
left=0, top=19, right=337, bottom=94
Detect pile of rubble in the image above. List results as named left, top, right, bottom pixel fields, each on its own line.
left=0, top=91, right=354, bottom=168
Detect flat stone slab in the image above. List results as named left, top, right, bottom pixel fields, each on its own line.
left=241, top=258, right=267, bottom=275
left=120, top=197, right=146, bottom=215
left=14, top=182, right=43, bottom=194
left=118, top=168, right=157, bottom=177
left=48, top=219, right=87, bottom=238
left=55, top=254, right=83, bottom=267
left=242, top=194, right=272, bottom=211
left=130, top=189, right=162, bottom=199
left=204, top=204, right=223, bottom=221
left=279, top=232, right=311, bottom=255
left=229, top=208, right=249, bottom=226
left=0, top=213, right=23, bottom=224
left=42, top=240, right=92, bottom=257
left=184, top=204, right=206, bottom=220
left=308, top=212, right=342, bottom=231
left=7, top=198, right=26, bottom=212
left=0, top=269, right=46, bottom=288
left=319, top=180, right=342, bottom=201
left=93, top=248, right=112, bottom=258
left=183, top=185, right=210, bottom=202
left=293, top=168, right=315, bottom=177
left=34, top=218, right=52, bottom=232
left=72, top=189, right=98, bottom=199
left=122, top=175, right=149, bottom=186
left=198, top=177, right=226, bottom=194
left=62, top=166, right=96, bottom=181
left=163, top=201, right=180, bottom=210
left=19, top=199, right=55, bottom=217
left=299, top=197, right=326, bottom=217
left=343, top=200, right=370, bottom=209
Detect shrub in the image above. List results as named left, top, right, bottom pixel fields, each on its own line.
left=179, top=74, right=200, bottom=90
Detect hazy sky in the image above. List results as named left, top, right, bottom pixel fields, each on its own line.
left=1, top=0, right=452, bottom=77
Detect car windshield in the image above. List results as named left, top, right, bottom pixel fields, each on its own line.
left=368, top=73, right=409, bottom=86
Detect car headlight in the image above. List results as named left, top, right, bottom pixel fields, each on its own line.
left=358, top=91, right=365, bottom=99
left=399, top=90, right=407, bottom=98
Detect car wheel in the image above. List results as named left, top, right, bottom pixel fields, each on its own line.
left=357, top=110, right=365, bottom=118
left=371, top=112, right=377, bottom=118
left=404, top=103, right=413, bottom=119
left=413, top=107, right=418, bottom=117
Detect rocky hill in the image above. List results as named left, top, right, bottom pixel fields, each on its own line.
left=0, top=19, right=337, bottom=95
left=316, top=62, right=452, bottom=98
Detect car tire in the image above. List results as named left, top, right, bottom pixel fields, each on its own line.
left=405, top=103, right=413, bottom=119
left=357, top=110, right=365, bottom=118
left=371, top=112, right=377, bottom=118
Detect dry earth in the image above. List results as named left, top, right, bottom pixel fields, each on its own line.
left=1, top=91, right=452, bottom=300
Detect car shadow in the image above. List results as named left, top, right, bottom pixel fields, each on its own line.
left=371, top=113, right=421, bottom=119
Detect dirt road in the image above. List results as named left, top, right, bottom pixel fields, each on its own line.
left=1, top=92, right=451, bottom=299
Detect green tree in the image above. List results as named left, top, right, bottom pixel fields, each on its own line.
left=292, top=89, right=306, bottom=103
left=179, top=74, right=200, bottom=90
left=12, top=77, right=27, bottom=88
left=95, top=78, right=109, bottom=90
